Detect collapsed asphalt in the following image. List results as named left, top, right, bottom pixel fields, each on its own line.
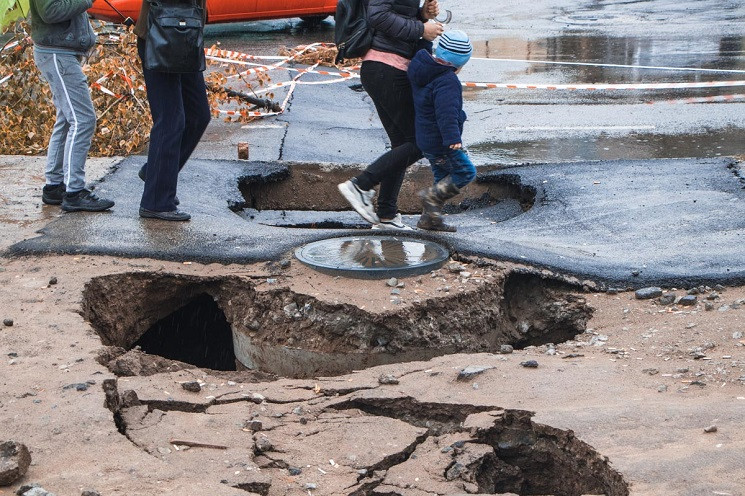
left=7, top=155, right=744, bottom=288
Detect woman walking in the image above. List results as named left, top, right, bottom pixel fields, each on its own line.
left=338, top=0, right=443, bottom=230
left=134, top=0, right=211, bottom=221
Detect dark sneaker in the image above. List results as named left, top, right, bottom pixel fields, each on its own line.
left=61, top=189, right=115, bottom=212
left=139, top=207, right=191, bottom=221
left=42, top=183, right=66, bottom=205
left=138, top=164, right=179, bottom=206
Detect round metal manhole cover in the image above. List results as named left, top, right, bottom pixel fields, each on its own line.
left=295, top=236, right=450, bottom=279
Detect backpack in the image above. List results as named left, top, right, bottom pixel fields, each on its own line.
left=334, top=0, right=374, bottom=63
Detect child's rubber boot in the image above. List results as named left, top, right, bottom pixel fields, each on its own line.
left=416, top=176, right=460, bottom=232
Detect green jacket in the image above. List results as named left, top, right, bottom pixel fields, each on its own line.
left=30, top=0, right=96, bottom=53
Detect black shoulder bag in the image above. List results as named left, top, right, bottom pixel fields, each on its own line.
left=334, top=0, right=374, bottom=63
left=144, top=0, right=206, bottom=73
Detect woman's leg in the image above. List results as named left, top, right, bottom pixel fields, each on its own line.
left=138, top=39, right=185, bottom=212
left=355, top=62, right=421, bottom=220
left=177, top=71, right=211, bottom=169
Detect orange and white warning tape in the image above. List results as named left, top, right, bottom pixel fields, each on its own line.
left=215, top=62, right=320, bottom=118
left=205, top=48, right=287, bottom=61
left=648, top=93, right=745, bottom=105
left=90, top=68, right=138, bottom=99
left=462, top=80, right=745, bottom=91
left=471, top=57, right=745, bottom=75
left=0, top=41, right=19, bottom=53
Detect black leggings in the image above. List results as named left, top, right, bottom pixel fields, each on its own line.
left=354, top=61, right=422, bottom=219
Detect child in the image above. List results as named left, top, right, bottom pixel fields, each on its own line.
left=407, top=30, right=475, bottom=232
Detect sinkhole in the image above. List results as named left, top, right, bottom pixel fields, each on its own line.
left=83, top=268, right=592, bottom=379
left=133, top=293, right=236, bottom=371
left=234, top=163, right=535, bottom=228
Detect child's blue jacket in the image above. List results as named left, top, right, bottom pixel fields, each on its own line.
left=407, top=49, right=467, bottom=155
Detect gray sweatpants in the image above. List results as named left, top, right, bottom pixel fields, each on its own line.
left=33, top=48, right=96, bottom=193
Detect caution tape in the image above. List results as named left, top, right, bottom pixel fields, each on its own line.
left=214, top=62, right=320, bottom=118
left=648, top=93, right=745, bottom=105
left=471, top=57, right=745, bottom=75
left=462, top=80, right=745, bottom=91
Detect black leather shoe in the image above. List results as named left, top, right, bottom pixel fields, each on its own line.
left=139, top=207, right=191, bottom=221
left=139, top=164, right=179, bottom=206
left=42, top=183, right=66, bottom=205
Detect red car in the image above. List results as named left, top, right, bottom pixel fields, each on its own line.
left=89, top=0, right=338, bottom=24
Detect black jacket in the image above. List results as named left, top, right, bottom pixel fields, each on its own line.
left=368, top=0, right=425, bottom=60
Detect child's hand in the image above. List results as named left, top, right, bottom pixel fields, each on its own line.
left=449, top=143, right=462, bottom=150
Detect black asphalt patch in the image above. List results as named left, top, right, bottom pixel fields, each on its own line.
left=8, top=156, right=745, bottom=288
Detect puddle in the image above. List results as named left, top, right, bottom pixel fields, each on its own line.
left=470, top=127, right=745, bottom=165
left=82, top=269, right=591, bottom=379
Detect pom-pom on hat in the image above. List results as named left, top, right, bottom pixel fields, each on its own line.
left=435, top=30, right=473, bottom=68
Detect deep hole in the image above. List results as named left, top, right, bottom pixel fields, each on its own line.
left=133, top=293, right=237, bottom=371
left=237, top=163, right=535, bottom=215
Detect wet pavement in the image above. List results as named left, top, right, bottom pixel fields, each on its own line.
left=194, top=0, right=745, bottom=166
left=8, top=155, right=745, bottom=288
left=6, top=0, right=745, bottom=287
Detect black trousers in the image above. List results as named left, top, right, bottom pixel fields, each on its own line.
left=355, top=61, right=422, bottom=219
left=137, top=38, right=211, bottom=212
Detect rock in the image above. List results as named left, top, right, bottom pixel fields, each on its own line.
left=606, top=287, right=620, bottom=295
left=62, top=383, right=88, bottom=392
left=499, top=344, right=514, bottom=354
left=178, top=380, right=201, bottom=392
left=279, top=259, right=291, bottom=269
left=446, top=262, right=465, bottom=273
left=658, top=293, right=676, bottom=306
left=460, top=271, right=472, bottom=278
left=378, top=374, right=400, bottom=385
left=457, top=365, right=493, bottom=381
left=706, top=292, right=720, bottom=300
left=16, top=485, right=56, bottom=496
left=1, top=441, right=31, bottom=486
left=733, top=332, right=744, bottom=340
left=304, top=483, right=318, bottom=490
left=705, top=302, right=714, bottom=311
left=390, top=289, right=401, bottom=295
left=48, top=277, right=57, bottom=285
left=254, top=436, right=273, bottom=453
left=642, top=368, right=659, bottom=376
left=244, top=420, right=262, bottom=432
left=714, top=284, right=725, bottom=291
left=687, top=288, right=700, bottom=295
left=283, top=303, right=299, bottom=318
left=520, top=360, right=539, bottom=368
left=635, top=287, right=663, bottom=300
left=657, top=385, right=668, bottom=393
left=704, top=425, right=718, bottom=433
left=386, top=278, right=398, bottom=287
left=251, top=393, right=265, bottom=404
left=81, top=491, right=101, bottom=496
left=3, top=319, right=13, bottom=327
left=679, top=295, right=697, bottom=306
left=288, top=467, right=302, bottom=476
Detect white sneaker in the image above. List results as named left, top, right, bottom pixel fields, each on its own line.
left=338, top=180, right=379, bottom=224
left=372, top=213, right=413, bottom=230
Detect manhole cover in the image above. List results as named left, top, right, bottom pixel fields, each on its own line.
left=295, top=236, right=449, bottom=279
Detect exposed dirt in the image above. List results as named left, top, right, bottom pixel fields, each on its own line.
left=1, top=156, right=744, bottom=496
left=238, top=163, right=535, bottom=214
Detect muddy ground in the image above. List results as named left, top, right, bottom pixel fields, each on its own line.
left=1, top=156, right=744, bottom=496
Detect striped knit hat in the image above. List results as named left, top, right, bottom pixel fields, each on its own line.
left=435, top=30, right=473, bottom=68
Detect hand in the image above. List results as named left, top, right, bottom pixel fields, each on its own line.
left=421, top=0, right=440, bottom=20
left=449, top=143, right=462, bottom=150
left=422, top=21, right=444, bottom=41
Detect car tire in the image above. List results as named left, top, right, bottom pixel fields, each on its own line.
left=300, top=15, right=328, bottom=25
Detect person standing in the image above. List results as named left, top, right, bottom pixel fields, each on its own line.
left=31, top=0, right=115, bottom=212
left=408, top=30, right=475, bottom=232
left=337, top=0, right=443, bottom=230
left=134, top=0, right=211, bottom=221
